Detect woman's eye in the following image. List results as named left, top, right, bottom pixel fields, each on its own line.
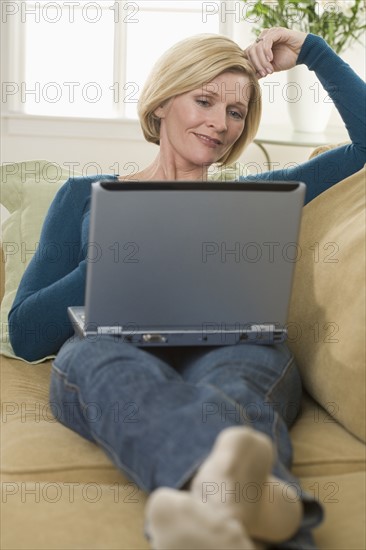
left=196, top=98, right=210, bottom=107
left=229, top=110, right=243, bottom=120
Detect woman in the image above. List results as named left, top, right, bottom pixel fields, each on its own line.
left=9, top=27, right=366, bottom=549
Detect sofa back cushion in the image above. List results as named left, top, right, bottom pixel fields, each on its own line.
left=0, top=161, right=72, bottom=361
left=0, top=245, right=5, bottom=305
left=288, top=166, right=365, bottom=443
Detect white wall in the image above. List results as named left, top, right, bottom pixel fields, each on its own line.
left=1, top=14, right=365, bottom=188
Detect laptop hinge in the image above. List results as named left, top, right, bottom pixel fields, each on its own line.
left=96, top=326, right=124, bottom=336
left=242, top=324, right=286, bottom=343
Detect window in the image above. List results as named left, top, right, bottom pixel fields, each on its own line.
left=4, top=0, right=228, bottom=119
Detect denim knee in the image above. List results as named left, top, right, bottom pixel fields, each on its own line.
left=53, top=335, right=182, bottom=388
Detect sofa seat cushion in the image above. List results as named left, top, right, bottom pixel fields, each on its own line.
left=291, top=394, right=366, bottom=478
left=0, top=480, right=149, bottom=550
left=300, top=472, right=366, bottom=550
left=1, top=355, right=366, bottom=550
left=1, top=356, right=131, bottom=483
left=1, top=473, right=365, bottom=550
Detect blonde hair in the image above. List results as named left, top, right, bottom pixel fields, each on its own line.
left=138, top=34, right=262, bottom=166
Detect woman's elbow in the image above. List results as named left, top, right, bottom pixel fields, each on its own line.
left=8, top=311, right=49, bottom=362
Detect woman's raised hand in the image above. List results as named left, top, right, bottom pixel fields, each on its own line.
left=244, top=27, right=308, bottom=78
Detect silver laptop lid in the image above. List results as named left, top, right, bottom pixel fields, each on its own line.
left=83, top=180, right=305, bottom=345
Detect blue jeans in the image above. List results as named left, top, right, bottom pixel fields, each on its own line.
left=50, top=336, right=323, bottom=549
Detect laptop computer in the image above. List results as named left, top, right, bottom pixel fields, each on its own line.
left=68, top=180, right=305, bottom=346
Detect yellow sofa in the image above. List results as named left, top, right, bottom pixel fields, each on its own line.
left=0, top=155, right=365, bottom=549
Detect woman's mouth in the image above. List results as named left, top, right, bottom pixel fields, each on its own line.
left=194, top=133, right=223, bottom=148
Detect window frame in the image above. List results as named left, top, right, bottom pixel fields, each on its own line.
left=1, top=0, right=236, bottom=139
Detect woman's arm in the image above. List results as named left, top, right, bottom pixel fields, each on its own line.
left=8, top=174, right=116, bottom=362
left=242, top=30, right=366, bottom=204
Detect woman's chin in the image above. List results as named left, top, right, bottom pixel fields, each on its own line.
left=190, top=154, right=222, bottom=168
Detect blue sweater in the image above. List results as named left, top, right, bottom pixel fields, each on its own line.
left=8, top=35, right=366, bottom=362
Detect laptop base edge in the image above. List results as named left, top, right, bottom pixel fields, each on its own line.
left=67, top=307, right=287, bottom=346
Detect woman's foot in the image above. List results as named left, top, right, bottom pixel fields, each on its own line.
left=145, top=426, right=302, bottom=549
left=146, top=488, right=256, bottom=550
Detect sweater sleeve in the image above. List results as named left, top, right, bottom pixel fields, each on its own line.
left=241, top=34, right=366, bottom=205
left=8, top=174, right=116, bottom=362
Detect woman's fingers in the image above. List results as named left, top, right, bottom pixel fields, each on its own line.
left=245, top=34, right=274, bottom=78
left=244, top=27, right=307, bottom=77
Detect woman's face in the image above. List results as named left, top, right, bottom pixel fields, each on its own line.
left=155, top=71, right=251, bottom=168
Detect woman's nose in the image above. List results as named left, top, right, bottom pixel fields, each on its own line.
left=208, top=106, right=227, bottom=132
